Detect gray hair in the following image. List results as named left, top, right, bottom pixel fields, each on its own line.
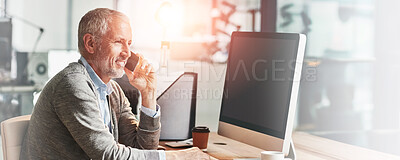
left=77, top=8, right=125, bottom=54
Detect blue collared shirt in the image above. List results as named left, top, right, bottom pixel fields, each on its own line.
left=80, top=57, right=113, bottom=133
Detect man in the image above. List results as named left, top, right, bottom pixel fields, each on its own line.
left=20, top=8, right=209, bottom=159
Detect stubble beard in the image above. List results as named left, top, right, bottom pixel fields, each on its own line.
left=93, top=46, right=125, bottom=79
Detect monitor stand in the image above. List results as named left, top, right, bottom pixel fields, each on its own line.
left=286, top=139, right=296, bottom=160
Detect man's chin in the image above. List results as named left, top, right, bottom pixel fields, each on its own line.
left=113, top=72, right=125, bottom=79
left=109, top=69, right=125, bottom=79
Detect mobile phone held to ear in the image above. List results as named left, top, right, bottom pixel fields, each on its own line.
left=126, top=51, right=140, bottom=72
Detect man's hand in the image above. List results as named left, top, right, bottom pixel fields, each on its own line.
left=165, top=147, right=211, bottom=160
left=124, top=53, right=156, bottom=110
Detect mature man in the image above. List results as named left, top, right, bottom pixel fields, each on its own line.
left=20, top=8, right=209, bottom=159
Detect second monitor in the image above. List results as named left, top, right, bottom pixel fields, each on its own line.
left=157, top=72, right=197, bottom=140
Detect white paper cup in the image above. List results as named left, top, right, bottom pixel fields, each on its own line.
left=261, top=151, right=284, bottom=160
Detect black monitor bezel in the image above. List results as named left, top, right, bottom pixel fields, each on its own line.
left=219, top=32, right=301, bottom=139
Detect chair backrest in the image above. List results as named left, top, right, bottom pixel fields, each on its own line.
left=1, top=115, right=31, bottom=160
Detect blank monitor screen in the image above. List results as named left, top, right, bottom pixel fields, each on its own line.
left=220, top=32, right=299, bottom=139
left=157, top=72, right=197, bottom=140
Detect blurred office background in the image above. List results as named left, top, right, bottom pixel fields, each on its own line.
left=1, top=0, right=400, bottom=158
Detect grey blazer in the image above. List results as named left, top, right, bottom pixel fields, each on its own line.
left=20, top=61, right=161, bottom=160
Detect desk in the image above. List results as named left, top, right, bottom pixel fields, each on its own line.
left=160, top=132, right=400, bottom=160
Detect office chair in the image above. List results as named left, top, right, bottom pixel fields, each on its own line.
left=1, top=115, right=31, bottom=160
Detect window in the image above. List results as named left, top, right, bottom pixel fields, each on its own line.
left=277, top=0, right=400, bottom=156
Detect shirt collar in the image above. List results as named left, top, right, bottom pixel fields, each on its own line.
left=80, top=56, right=113, bottom=95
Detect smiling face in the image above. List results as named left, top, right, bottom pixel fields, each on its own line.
left=90, top=15, right=132, bottom=83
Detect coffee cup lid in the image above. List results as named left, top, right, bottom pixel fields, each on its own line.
left=192, top=126, right=210, bottom=133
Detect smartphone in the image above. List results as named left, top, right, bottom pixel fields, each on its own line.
left=126, top=51, right=140, bottom=71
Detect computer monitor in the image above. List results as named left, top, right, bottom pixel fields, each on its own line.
left=218, top=32, right=306, bottom=156
left=157, top=72, right=197, bottom=140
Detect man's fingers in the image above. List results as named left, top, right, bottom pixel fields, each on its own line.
left=140, top=59, right=148, bottom=70
left=135, top=59, right=155, bottom=76
left=134, top=59, right=147, bottom=74
left=145, top=64, right=152, bottom=75
left=124, top=68, right=134, bottom=79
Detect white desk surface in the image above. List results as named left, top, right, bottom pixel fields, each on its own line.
left=161, top=132, right=400, bottom=160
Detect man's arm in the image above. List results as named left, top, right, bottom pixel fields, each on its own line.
left=53, top=74, right=160, bottom=160
left=112, top=81, right=160, bottom=149
left=113, top=83, right=210, bottom=160
left=119, top=53, right=161, bottom=149
left=121, top=54, right=210, bottom=159
left=123, top=53, right=157, bottom=111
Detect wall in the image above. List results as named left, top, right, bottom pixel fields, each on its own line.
left=6, top=0, right=113, bottom=53
left=70, top=0, right=113, bottom=51
left=7, top=0, right=68, bottom=52
left=373, top=0, right=400, bottom=129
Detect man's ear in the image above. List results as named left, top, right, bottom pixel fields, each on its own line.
left=83, top=33, right=96, bottom=54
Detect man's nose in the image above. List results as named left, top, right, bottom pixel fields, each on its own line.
left=122, top=43, right=130, bottom=57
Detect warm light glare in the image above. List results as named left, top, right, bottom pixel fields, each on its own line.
left=155, top=1, right=183, bottom=38
left=156, top=2, right=173, bottom=27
